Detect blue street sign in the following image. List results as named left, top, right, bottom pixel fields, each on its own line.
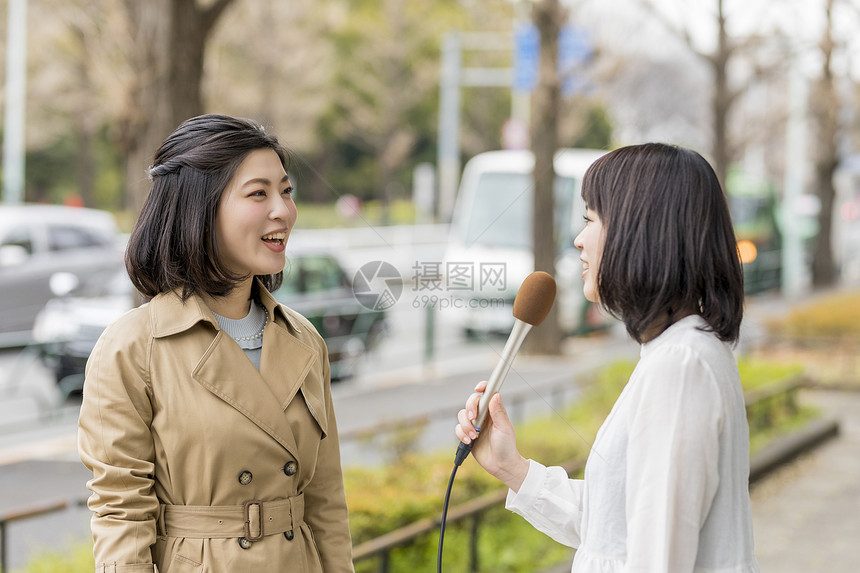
left=559, top=25, right=591, bottom=96
left=513, top=24, right=539, bottom=93
left=513, top=23, right=591, bottom=95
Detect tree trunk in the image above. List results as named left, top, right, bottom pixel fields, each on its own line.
left=117, top=0, right=236, bottom=210
left=810, top=0, right=839, bottom=287
left=168, top=0, right=205, bottom=128
left=812, top=158, right=838, bottom=286
left=75, top=124, right=95, bottom=207
left=710, top=0, right=731, bottom=190
left=523, top=0, right=565, bottom=356
left=168, top=0, right=237, bottom=128
left=117, top=0, right=171, bottom=211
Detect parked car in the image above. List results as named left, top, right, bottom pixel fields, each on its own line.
left=33, top=269, right=134, bottom=397
left=0, top=204, right=124, bottom=347
left=272, top=249, right=387, bottom=380
left=33, top=249, right=387, bottom=396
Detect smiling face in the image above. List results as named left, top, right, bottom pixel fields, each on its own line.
left=214, top=148, right=296, bottom=286
left=573, top=207, right=605, bottom=303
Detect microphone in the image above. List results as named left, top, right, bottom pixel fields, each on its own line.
left=454, top=271, right=556, bottom=466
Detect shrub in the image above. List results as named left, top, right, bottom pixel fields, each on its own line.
left=737, top=357, right=804, bottom=390
left=18, top=358, right=809, bottom=573
left=765, top=290, right=860, bottom=339
left=13, top=540, right=93, bottom=573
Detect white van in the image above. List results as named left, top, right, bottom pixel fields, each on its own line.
left=442, top=148, right=608, bottom=337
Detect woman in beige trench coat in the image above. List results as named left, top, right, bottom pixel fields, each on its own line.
left=78, top=115, right=354, bottom=573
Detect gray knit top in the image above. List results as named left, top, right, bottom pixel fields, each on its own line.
left=213, top=302, right=268, bottom=370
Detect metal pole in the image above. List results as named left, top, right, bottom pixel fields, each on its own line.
left=437, top=32, right=461, bottom=223
left=2, top=0, right=27, bottom=205
left=1, top=519, right=6, bottom=573
left=424, top=303, right=435, bottom=364
left=782, top=55, right=809, bottom=299
left=469, top=513, right=480, bottom=572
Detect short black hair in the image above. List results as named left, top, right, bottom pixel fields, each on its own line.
left=126, top=114, right=291, bottom=300
left=582, top=143, right=744, bottom=343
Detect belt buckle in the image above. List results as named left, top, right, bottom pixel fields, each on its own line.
left=243, top=500, right=264, bottom=542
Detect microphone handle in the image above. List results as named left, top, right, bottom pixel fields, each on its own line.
left=474, top=319, right=533, bottom=431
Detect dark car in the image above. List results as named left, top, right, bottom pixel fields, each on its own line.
left=0, top=204, right=124, bottom=347
left=273, top=250, right=387, bottom=380
left=33, top=250, right=387, bottom=396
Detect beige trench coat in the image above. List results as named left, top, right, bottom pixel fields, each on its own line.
left=78, top=284, right=354, bottom=573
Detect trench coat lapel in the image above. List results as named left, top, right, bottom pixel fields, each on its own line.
left=191, top=329, right=314, bottom=456
left=259, top=283, right=329, bottom=437
left=151, top=290, right=318, bottom=457
left=259, top=323, right=315, bottom=409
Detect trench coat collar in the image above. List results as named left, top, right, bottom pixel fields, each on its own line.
left=148, top=283, right=321, bottom=455
left=149, top=281, right=305, bottom=339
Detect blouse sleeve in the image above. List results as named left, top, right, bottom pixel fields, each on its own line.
left=78, top=321, right=159, bottom=572
left=505, top=459, right=586, bottom=548
left=624, top=345, right=723, bottom=573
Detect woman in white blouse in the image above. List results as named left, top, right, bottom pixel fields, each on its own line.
left=455, top=143, right=760, bottom=572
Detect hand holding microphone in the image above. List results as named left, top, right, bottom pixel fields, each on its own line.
left=440, top=272, right=556, bottom=568
left=453, top=271, right=556, bottom=471
left=455, top=380, right=529, bottom=489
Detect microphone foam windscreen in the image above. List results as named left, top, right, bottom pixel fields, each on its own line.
left=512, top=271, right=557, bottom=326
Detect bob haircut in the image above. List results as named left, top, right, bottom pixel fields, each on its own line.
left=581, top=143, right=744, bottom=344
left=126, top=114, right=291, bottom=301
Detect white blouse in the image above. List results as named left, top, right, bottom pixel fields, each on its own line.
left=506, top=315, right=760, bottom=572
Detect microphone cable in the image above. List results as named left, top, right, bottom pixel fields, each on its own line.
left=437, top=442, right=472, bottom=573
left=436, top=271, right=555, bottom=572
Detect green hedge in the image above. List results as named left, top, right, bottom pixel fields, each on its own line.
left=15, top=358, right=807, bottom=573
left=765, top=290, right=860, bottom=339
left=292, top=199, right=419, bottom=229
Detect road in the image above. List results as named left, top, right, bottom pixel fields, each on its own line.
left=0, top=223, right=461, bottom=570
left=0, top=285, right=638, bottom=570
left=2, top=292, right=859, bottom=571
left=5, top=256, right=851, bottom=571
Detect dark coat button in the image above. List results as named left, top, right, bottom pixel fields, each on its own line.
left=284, top=530, right=294, bottom=540
left=238, top=537, right=253, bottom=549
left=238, top=471, right=253, bottom=485
left=283, top=461, right=298, bottom=476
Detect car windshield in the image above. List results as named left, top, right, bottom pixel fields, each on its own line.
left=277, top=254, right=348, bottom=297
left=461, top=172, right=578, bottom=250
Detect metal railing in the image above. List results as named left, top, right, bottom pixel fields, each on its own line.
left=350, top=375, right=810, bottom=572
left=0, top=498, right=72, bottom=573
left=0, top=375, right=813, bottom=573
left=351, top=456, right=585, bottom=573
left=744, top=375, right=805, bottom=432
left=340, top=367, right=584, bottom=439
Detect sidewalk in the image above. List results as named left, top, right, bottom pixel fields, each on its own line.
left=741, top=287, right=860, bottom=569
left=750, top=388, right=860, bottom=572
left=542, top=390, right=859, bottom=573
left=2, top=291, right=858, bottom=571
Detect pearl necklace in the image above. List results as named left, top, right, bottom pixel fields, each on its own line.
left=232, top=306, right=269, bottom=342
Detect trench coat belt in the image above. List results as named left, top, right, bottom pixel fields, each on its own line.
left=157, top=494, right=305, bottom=541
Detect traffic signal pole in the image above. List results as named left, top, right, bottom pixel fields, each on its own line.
left=2, top=0, right=27, bottom=205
